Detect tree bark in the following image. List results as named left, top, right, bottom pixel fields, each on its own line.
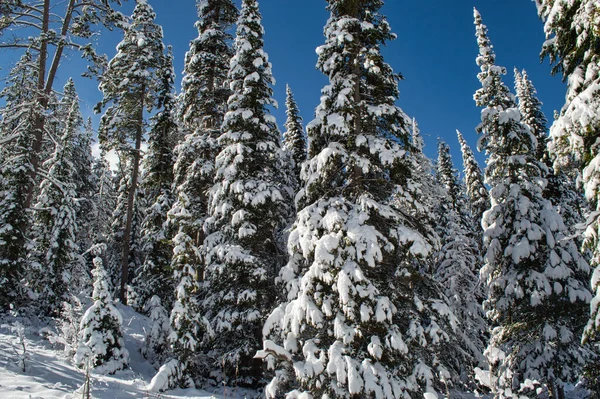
left=26, top=0, right=51, bottom=210
left=119, top=85, right=145, bottom=304
left=26, top=0, right=78, bottom=210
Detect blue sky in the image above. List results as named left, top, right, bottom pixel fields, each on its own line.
left=1, top=0, right=565, bottom=170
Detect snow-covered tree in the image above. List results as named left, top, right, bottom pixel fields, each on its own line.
left=537, top=0, right=600, bottom=343
left=178, top=0, right=238, bottom=133
left=97, top=0, right=167, bottom=304
left=29, top=83, right=87, bottom=315
left=0, top=0, right=126, bottom=212
left=70, top=115, right=96, bottom=254
left=134, top=47, right=177, bottom=312
left=91, top=152, right=117, bottom=245
left=0, top=51, right=41, bottom=310
left=142, top=295, right=171, bottom=367
left=166, top=201, right=203, bottom=387
left=474, top=9, right=594, bottom=397
left=456, top=130, right=488, bottom=223
left=434, top=140, right=487, bottom=384
left=282, top=84, right=307, bottom=193
left=165, top=0, right=237, bottom=386
left=514, top=68, right=587, bottom=241
left=74, top=245, right=129, bottom=374
left=262, top=2, right=462, bottom=397
left=201, top=0, right=290, bottom=385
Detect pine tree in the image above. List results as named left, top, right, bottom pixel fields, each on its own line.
left=282, top=84, right=307, bottom=193
left=134, top=47, right=177, bottom=312
left=201, top=0, right=290, bottom=385
left=29, top=82, right=86, bottom=315
left=536, top=0, right=600, bottom=342
left=0, top=52, right=41, bottom=309
left=434, top=140, right=487, bottom=384
left=165, top=0, right=237, bottom=385
left=474, top=9, right=593, bottom=397
left=262, top=2, right=462, bottom=397
left=74, top=244, right=129, bottom=374
left=456, top=130, right=489, bottom=223
left=96, top=0, right=167, bottom=304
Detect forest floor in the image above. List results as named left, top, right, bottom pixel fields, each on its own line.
left=0, top=304, right=592, bottom=398
left=0, top=304, right=256, bottom=398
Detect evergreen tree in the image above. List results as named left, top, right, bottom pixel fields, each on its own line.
left=0, top=52, right=41, bottom=309
left=282, top=84, right=307, bottom=193
left=166, top=193, right=203, bottom=388
left=74, top=244, right=129, bottom=374
left=262, top=2, right=461, bottom=397
left=514, top=68, right=587, bottom=240
left=456, top=130, right=489, bottom=223
left=201, top=0, right=290, bottom=385
left=165, top=0, right=237, bottom=385
left=434, top=140, right=487, bottom=384
left=513, top=69, right=548, bottom=165
left=71, top=115, right=96, bottom=254
left=134, top=47, right=177, bottom=312
left=0, top=0, right=126, bottom=213
left=91, top=152, right=117, bottom=246
left=178, top=0, right=238, bottom=132
left=474, top=9, right=593, bottom=397
left=96, top=0, right=167, bottom=304
left=30, top=86, right=86, bottom=315
left=536, top=0, right=600, bottom=342
left=142, top=295, right=171, bottom=367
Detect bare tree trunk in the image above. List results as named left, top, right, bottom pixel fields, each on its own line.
left=557, top=383, right=565, bottom=399
left=119, top=86, right=145, bottom=304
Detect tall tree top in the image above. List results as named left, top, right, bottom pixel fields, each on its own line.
left=179, top=0, right=237, bottom=131
left=473, top=8, right=538, bottom=187
left=514, top=68, right=549, bottom=166
left=473, top=8, right=513, bottom=111
left=283, top=84, right=307, bottom=179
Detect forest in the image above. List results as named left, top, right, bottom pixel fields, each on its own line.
left=0, top=0, right=599, bottom=398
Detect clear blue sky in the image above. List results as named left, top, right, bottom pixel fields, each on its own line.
left=1, top=0, right=565, bottom=170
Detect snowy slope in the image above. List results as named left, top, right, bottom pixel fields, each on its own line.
left=0, top=305, right=255, bottom=399
left=0, top=304, right=590, bottom=398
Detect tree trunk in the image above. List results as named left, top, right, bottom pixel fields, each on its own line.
left=26, top=0, right=78, bottom=210
left=26, top=0, right=51, bottom=210
left=119, top=86, right=145, bottom=304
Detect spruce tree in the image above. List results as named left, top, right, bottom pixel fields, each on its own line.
left=201, top=0, right=290, bottom=385
left=96, top=0, right=167, bottom=304
left=514, top=68, right=587, bottom=240
left=262, top=2, right=462, bottom=397
left=30, top=84, right=86, bottom=315
left=0, top=52, right=41, bottom=309
left=134, top=47, right=177, bottom=312
left=536, top=0, right=600, bottom=342
left=474, top=9, right=593, bottom=397
left=456, top=131, right=489, bottom=223
left=74, top=245, right=129, bottom=374
left=91, top=152, right=117, bottom=246
left=283, top=84, right=307, bottom=193
left=434, top=140, right=487, bottom=383
left=165, top=0, right=237, bottom=385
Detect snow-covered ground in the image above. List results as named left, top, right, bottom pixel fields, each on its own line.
left=0, top=305, right=256, bottom=399
left=0, top=304, right=592, bottom=399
